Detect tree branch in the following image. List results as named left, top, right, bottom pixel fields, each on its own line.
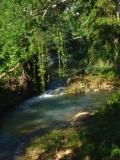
left=42, top=0, right=69, bottom=20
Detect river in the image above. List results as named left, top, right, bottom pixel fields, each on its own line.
left=0, top=90, right=113, bottom=160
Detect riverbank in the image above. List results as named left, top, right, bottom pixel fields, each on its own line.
left=0, top=86, right=39, bottom=118
left=17, top=91, right=120, bottom=160
left=0, top=74, right=119, bottom=114
left=66, top=75, right=120, bottom=94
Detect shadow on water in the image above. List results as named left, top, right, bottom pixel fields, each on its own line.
left=0, top=91, right=114, bottom=160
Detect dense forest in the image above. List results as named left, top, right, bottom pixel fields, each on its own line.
left=0, top=0, right=120, bottom=160
left=0, top=0, right=120, bottom=90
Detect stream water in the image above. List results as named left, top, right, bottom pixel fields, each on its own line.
left=0, top=90, right=113, bottom=160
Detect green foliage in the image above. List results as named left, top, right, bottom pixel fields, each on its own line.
left=0, top=0, right=120, bottom=89
left=111, top=146, right=120, bottom=159
left=109, top=90, right=120, bottom=104
left=64, top=129, right=80, bottom=149
left=0, top=0, right=71, bottom=88
left=32, top=130, right=63, bottom=152
left=22, top=129, right=80, bottom=160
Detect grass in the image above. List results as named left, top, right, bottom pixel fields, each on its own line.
left=66, top=80, right=86, bottom=94
left=18, top=129, right=81, bottom=160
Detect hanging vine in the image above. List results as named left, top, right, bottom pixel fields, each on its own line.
left=54, top=28, right=67, bottom=77
left=33, top=31, right=46, bottom=90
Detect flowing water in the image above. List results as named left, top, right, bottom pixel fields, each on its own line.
left=0, top=89, right=114, bottom=160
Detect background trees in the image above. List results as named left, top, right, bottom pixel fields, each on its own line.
left=0, top=0, right=120, bottom=90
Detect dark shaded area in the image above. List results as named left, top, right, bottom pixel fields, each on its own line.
left=70, top=97, right=120, bottom=160
left=0, top=86, right=39, bottom=121
left=0, top=119, right=69, bottom=160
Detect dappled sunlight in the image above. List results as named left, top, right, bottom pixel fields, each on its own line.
left=55, top=149, right=72, bottom=160
left=17, top=128, right=82, bottom=160
left=73, top=111, right=90, bottom=119
left=0, top=0, right=119, bottom=159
